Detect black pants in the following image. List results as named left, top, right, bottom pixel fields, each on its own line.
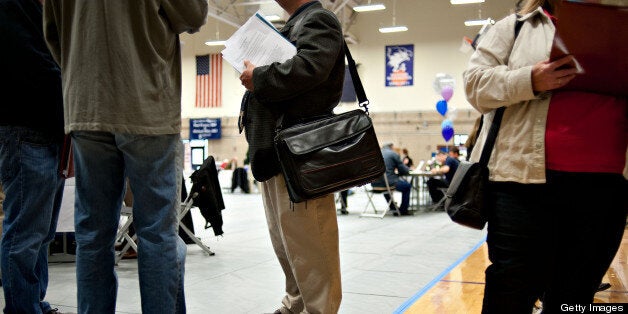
left=426, top=177, right=448, bottom=203
left=482, top=171, right=628, bottom=314
left=339, top=190, right=348, bottom=209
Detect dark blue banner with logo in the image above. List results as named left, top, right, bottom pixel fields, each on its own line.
left=189, top=118, right=221, bottom=140
left=385, top=44, right=414, bottom=87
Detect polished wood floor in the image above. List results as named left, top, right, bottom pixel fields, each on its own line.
left=404, top=227, right=628, bottom=313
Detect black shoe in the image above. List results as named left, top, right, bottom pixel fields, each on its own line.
left=597, top=282, right=611, bottom=292
left=340, top=208, right=349, bottom=215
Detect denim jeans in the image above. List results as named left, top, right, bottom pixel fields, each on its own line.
left=384, top=179, right=411, bottom=213
left=72, top=131, right=186, bottom=313
left=482, top=171, right=628, bottom=314
left=0, top=126, right=65, bottom=314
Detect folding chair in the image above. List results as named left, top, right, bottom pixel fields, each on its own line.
left=115, top=205, right=138, bottom=264
left=179, top=155, right=225, bottom=254
left=178, top=191, right=215, bottom=256
left=360, top=174, right=399, bottom=218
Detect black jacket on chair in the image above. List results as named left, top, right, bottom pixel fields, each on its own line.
left=190, top=156, right=225, bottom=236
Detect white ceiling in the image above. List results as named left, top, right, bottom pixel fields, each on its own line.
left=187, top=0, right=519, bottom=53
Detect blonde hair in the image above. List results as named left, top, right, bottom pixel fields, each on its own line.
left=519, top=0, right=559, bottom=15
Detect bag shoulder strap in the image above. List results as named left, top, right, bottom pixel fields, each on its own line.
left=477, top=18, right=524, bottom=166
left=343, top=41, right=370, bottom=114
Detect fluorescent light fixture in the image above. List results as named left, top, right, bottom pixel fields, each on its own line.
left=353, top=3, right=386, bottom=12
left=378, top=25, right=408, bottom=33
left=264, top=14, right=281, bottom=22
left=451, top=0, right=484, bottom=4
left=204, top=40, right=226, bottom=46
left=464, top=18, right=494, bottom=26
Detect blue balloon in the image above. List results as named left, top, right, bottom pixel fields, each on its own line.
left=436, top=100, right=448, bottom=116
left=442, top=125, right=454, bottom=142
left=441, top=119, right=453, bottom=129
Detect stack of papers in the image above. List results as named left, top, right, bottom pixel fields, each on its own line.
left=222, top=12, right=297, bottom=73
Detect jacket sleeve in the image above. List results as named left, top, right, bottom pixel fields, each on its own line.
left=252, top=10, right=343, bottom=103
left=160, top=0, right=208, bottom=34
left=462, top=14, right=536, bottom=114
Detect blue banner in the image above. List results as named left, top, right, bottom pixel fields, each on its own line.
left=385, top=44, right=414, bottom=87
left=189, top=118, right=221, bottom=140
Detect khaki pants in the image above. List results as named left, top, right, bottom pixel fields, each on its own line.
left=262, top=174, right=342, bottom=314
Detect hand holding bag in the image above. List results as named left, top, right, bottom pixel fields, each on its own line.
left=273, top=41, right=385, bottom=203
left=443, top=107, right=504, bottom=230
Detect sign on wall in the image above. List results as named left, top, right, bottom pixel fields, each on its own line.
left=385, top=44, right=414, bottom=87
left=189, top=118, right=221, bottom=140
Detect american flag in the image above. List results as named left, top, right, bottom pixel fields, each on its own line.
left=195, top=54, right=222, bottom=108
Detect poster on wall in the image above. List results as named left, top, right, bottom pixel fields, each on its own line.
left=385, top=44, right=414, bottom=87
left=189, top=118, right=221, bottom=140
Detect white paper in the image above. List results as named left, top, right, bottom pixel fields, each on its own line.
left=222, top=12, right=296, bottom=73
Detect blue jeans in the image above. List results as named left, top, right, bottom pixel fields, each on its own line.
left=384, top=179, right=411, bottom=213
left=0, top=126, right=65, bottom=314
left=72, top=131, right=186, bottom=313
left=482, top=171, right=628, bottom=314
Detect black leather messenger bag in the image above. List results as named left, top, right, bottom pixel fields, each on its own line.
left=274, top=41, right=385, bottom=203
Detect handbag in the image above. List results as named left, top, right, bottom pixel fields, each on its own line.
left=273, top=41, right=385, bottom=203
left=443, top=107, right=504, bottom=230
left=443, top=19, right=523, bottom=229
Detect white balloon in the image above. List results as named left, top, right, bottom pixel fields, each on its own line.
left=446, top=106, right=458, bottom=120
left=433, top=73, right=455, bottom=94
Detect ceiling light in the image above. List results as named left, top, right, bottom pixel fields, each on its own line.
left=353, top=3, right=386, bottom=12
left=379, top=0, right=407, bottom=34
left=378, top=26, right=408, bottom=33
left=451, top=0, right=485, bottom=4
left=205, top=40, right=226, bottom=46
left=464, top=18, right=494, bottom=26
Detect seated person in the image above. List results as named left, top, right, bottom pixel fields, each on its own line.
left=448, top=146, right=460, bottom=160
left=402, top=148, right=413, bottom=168
left=427, top=149, right=460, bottom=204
left=372, top=142, right=412, bottom=216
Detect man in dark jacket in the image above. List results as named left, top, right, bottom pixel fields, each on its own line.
left=238, top=0, right=345, bottom=312
left=372, top=143, right=412, bottom=215
left=0, top=0, right=65, bottom=312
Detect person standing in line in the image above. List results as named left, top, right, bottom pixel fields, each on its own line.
left=0, top=0, right=65, bottom=312
left=43, top=1, right=207, bottom=312
left=238, top=0, right=345, bottom=312
left=464, top=0, right=627, bottom=312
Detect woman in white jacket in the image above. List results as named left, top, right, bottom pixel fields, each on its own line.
left=464, top=0, right=628, bottom=312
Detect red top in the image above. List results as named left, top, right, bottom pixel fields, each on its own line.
left=545, top=91, right=627, bottom=174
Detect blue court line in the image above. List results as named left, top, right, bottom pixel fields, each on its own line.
left=393, top=235, right=488, bottom=314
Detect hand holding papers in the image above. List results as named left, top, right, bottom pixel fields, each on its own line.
left=222, top=12, right=296, bottom=73
left=549, top=1, right=628, bottom=96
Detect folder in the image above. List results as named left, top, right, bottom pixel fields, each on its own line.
left=549, top=0, right=628, bottom=96
left=59, top=134, right=74, bottom=179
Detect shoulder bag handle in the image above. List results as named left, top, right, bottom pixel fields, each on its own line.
left=343, top=41, right=370, bottom=114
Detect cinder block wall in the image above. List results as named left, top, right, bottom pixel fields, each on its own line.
left=181, top=109, right=481, bottom=165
